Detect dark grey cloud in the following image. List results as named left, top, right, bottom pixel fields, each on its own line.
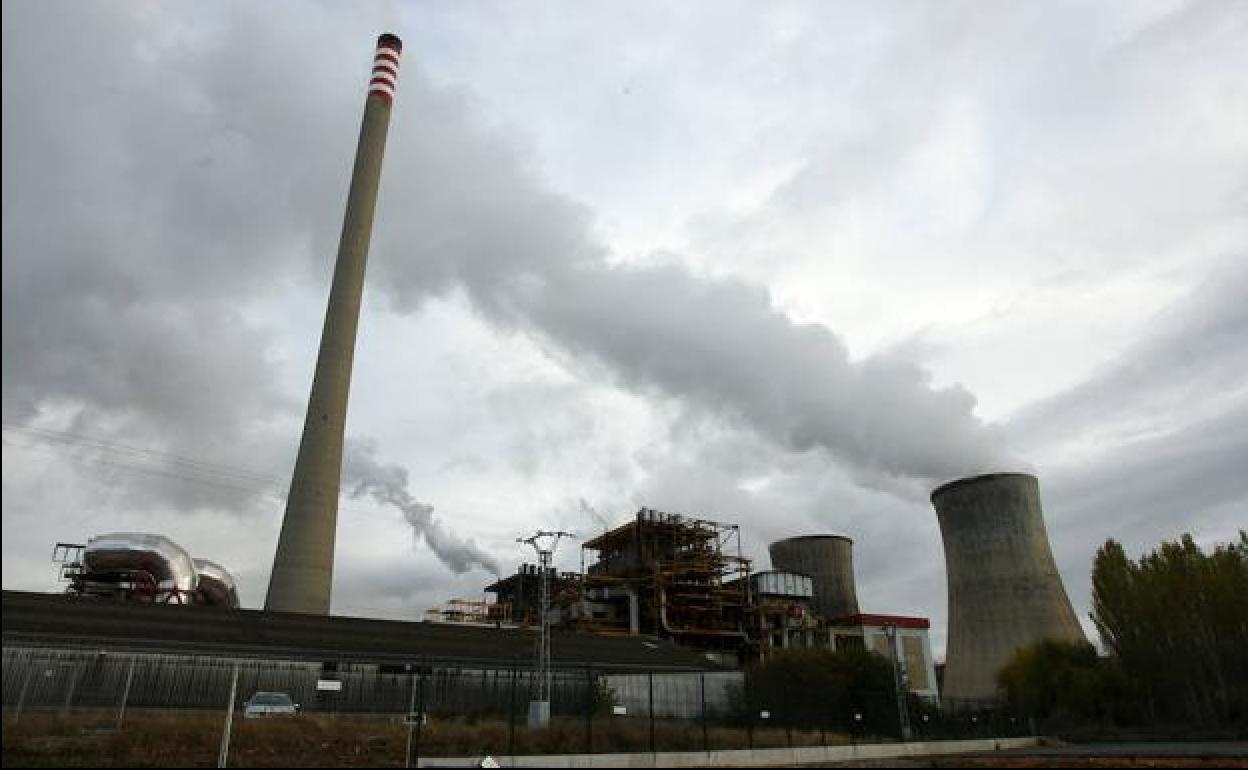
left=1, top=1, right=350, bottom=496
left=1009, top=259, right=1248, bottom=450
left=5, top=0, right=1015, bottom=523
left=997, top=258, right=1248, bottom=644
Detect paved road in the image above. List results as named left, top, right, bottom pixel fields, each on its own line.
left=1002, top=742, right=1248, bottom=758
left=808, top=742, right=1248, bottom=767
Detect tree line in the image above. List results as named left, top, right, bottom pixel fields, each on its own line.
left=1000, top=530, right=1247, bottom=729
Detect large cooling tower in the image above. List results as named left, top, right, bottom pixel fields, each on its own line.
left=265, top=35, right=403, bottom=615
left=769, top=535, right=860, bottom=621
left=932, top=472, right=1085, bottom=702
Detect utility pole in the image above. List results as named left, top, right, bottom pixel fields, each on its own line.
left=518, top=530, right=575, bottom=728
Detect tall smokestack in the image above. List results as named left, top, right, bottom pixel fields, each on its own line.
left=931, top=472, right=1085, bottom=702
left=769, top=535, right=860, bottom=621
left=265, top=34, right=402, bottom=615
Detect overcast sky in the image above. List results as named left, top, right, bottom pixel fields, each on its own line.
left=3, top=0, right=1245, bottom=658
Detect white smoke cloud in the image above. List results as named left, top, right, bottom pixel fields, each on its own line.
left=344, top=438, right=500, bottom=576
left=371, top=127, right=1019, bottom=487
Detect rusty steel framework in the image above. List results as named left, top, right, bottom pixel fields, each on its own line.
left=423, top=598, right=510, bottom=625
left=484, top=564, right=580, bottom=626
left=579, top=508, right=754, bottom=653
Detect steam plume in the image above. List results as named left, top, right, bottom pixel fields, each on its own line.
left=344, top=438, right=500, bottom=575
left=369, top=80, right=1017, bottom=490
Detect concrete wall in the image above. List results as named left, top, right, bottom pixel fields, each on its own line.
left=931, top=473, right=1085, bottom=701
left=416, top=736, right=1043, bottom=767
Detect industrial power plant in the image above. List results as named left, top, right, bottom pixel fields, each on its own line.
left=23, top=472, right=1085, bottom=708
left=2, top=31, right=1091, bottom=723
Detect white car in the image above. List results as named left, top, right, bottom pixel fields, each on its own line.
left=243, top=691, right=300, bottom=718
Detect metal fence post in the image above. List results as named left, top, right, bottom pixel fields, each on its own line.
left=404, top=665, right=419, bottom=768
left=700, top=672, right=709, bottom=754
left=61, top=661, right=84, bottom=717
left=745, top=670, right=754, bottom=750
left=413, top=666, right=427, bottom=767
left=508, top=666, right=518, bottom=759
left=12, top=665, right=34, bottom=725
left=584, top=667, right=594, bottom=754
left=648, top=671, right=655, bottom=756
left=116, top=657, right=137, bottom=730
left=217, top=663, right=240, bottom=768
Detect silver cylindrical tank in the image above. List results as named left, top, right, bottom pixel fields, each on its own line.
left=932, top=472, right=1086, bottom=702
left=84, top=533, right=199, bottom=595
left=769, top=535, right=860, bottom=620
left=752, top=570, right=814, bottom=599
left=194, top=558, right=240, bottom=608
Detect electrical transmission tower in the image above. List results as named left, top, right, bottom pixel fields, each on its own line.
left=517, top=529, right=575, bottom=728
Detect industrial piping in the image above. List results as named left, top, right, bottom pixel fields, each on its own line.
left=84, top=533, right=199, bottom=601
left=194, top=558, right=241, bottom=609
left=266, top=34, right=402, bottom=615
left=931, top=472, right=1085, bottom=702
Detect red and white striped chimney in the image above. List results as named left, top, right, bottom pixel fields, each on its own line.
left=266, top=33, right=404, bottom=615
left=368, top=33, right=402, bottom=105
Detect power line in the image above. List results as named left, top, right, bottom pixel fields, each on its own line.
left=1, top=425, right=394, bottom=522
left=2, top=438, right=284, bottom=498
left=2, top=422, right=279, bottom=485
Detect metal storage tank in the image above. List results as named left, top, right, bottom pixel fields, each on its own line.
left=194, top=558, right=240, bottom=608
left=931, top=472, right=1085, bottom=702
left=752, top=570, right=814, bottom=599
left=83, top=533, right=199, bottom=600
left=768, top=535, right=860, bottom=620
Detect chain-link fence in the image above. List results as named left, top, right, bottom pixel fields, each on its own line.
left=2, top=645, right=1034, bottom=767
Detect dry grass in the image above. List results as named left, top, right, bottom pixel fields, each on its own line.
left=2, top=709, right=855, bottom=767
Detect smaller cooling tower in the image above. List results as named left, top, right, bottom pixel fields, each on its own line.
left=769, top=535, right=860, bottom=621
left=932, top=472, right=1085, bottom=702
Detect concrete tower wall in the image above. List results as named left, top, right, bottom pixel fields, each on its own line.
left=931, top=472, right=1085, bottom=702
left=768, top=535, right=860, bottom=621
left=265, top=35, right=402, bottom=615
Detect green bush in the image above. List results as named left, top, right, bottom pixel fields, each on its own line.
left=731, top=647, right=900, bottom=737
